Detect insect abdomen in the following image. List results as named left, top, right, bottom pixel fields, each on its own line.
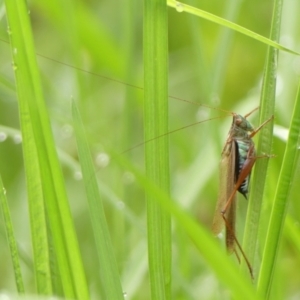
left=235, top=140, right=253, bottom=198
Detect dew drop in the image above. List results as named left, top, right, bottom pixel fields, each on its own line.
left=175, top=2, right=184, bottom=12
left=2, top=188, right=7, bottom=195
left=123, top=292, right=127, bottom=298
left=210, top=93, right=221, bottom=106
left=60, top=124, right=73, bottom=138
left=7, top=27, right=12, bottom=35
left=196, top=107, right=210, bottom=122
left=13, top=134, right=22, bottom=144
left=13, top=48, right=17, bottom=55
left=117, top=201, right=125, bottom=210
left=95, top=152, right=110, bottom=168
left=0, top=132, right=7, bottom=142
left=122, top=171, right=135, bottom=184
left=73, top=171, right=82, bottom=181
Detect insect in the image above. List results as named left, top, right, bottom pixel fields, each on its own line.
left=212, top=108, right=273, bottom=279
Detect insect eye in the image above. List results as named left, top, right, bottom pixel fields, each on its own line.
left=235, top=119, right=242, bottom=125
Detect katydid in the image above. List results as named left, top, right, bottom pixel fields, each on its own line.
left=212, top=108, right=273, bottom=279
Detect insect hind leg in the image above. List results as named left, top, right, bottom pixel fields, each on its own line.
left=221, top=214, right=254, bottom=280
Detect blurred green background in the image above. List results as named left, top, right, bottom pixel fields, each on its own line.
left=0, top=0, right=300, bottom=299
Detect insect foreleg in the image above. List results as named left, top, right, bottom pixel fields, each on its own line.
left=249, top=115, right=274, bottom=139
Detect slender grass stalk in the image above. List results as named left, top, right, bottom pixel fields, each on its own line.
left=4, top=2, right=52, bottom=296
left=242, top=0, right=282, bottom=277
left=144, top=0, right=171, bottom=298
left=23, top=102, right=52, bottom=295
left=4, top=0, right=89, bottom=298
left=72, top=102, right=124, bottom=299
left=0, top=175, right=25, bottom=293
left=257, top=80, right=300, bottom=298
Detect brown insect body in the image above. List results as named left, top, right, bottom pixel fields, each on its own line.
left=212, top=111, right=273, bottom=279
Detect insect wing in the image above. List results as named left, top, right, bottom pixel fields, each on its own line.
left=212, top=138, right=237, bottom=253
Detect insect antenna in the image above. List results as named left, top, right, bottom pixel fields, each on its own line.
left=243, top=106, right=260, bottom=118
left=168, top=95, right=234, bottom=116
left=120, top=115, right=227, bottom=155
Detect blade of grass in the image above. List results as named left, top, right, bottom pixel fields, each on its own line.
left=72, top=102, right=124, bottom=300
left=4, top=3, right=52, bottom=296
left=144, top=0, right=171, bottom=299
left=284, top=215, right=300, bottom=255
left=242, top=0, right=281, bottom=277
left=257, top=79, right=300, bottom=298
left=0, top=175, right=25, bottom=293
left=167, top=0, right=299, bottom=56
left=22, top=101, right=52, bottom=295
left=4, top=0, right=89, bottom=298
left=0, top=14, right=50, bottom=292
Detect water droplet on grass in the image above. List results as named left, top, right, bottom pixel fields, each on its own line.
left=13, top=134, right=22, bottom=144
left=0, top=132, right=7, bottom=142
left=95, top=152, right=110, bottom=168
left=73, top=171, right=82, bottom=181
left=175, top=2, right=184, bottom=12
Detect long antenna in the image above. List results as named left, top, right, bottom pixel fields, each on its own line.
left=120, top=115, right=228, bottom=155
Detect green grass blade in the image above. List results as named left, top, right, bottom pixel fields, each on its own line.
left=4, top=3, right=53, bottom=296
left=4, top=1, right=89, bottom=298
left=167, top=0, right=299, bottom=56
left=113, top=153, right=263, bottom=300
left=22, top=103, right=52, bottom=294
left=284, top=215, right=300, bottom=254
left=144, top=0, right=171, bottom=299
left=257, top=80, right=300, bottom=298
left=72, top=102, right=124, bottom=300
left=242, top=0, right=281, bottom=277
left=0, top=175, right=25, bottom=293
